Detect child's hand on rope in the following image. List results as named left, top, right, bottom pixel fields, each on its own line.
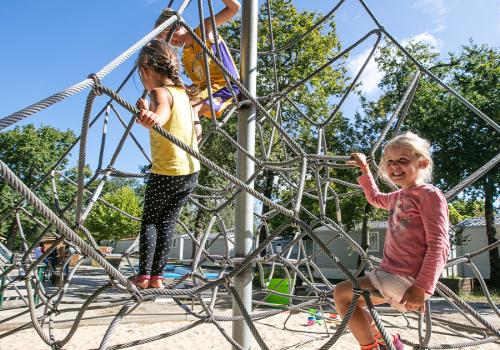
left=347, top=153, right=369, bottom=173
left=137, top=109, right=160, bottom=129
left=136, top=97, right=159, bottom=128
left=400, top=284, right=426, bottom=314
left=136, top=97, right=149, bottom=111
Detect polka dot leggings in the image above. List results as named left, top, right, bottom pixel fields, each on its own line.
left=139, top=172, right=198, bottom=276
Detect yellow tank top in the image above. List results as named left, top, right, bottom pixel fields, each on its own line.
left=182, top=27, right=239, bottom=91
left=149, top=86, right=200, bottom=176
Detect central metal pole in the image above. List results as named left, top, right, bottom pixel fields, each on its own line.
left=232, top=0, right=257, bottom=349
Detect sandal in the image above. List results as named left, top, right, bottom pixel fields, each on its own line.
left=376, top=333, right=405, bottom=350
left=130, top=275, right=150, bottom=289
left=149, top=275, right=164, bottom=289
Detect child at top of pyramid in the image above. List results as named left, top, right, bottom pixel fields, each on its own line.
left=154, top=0, right=241, bottom=126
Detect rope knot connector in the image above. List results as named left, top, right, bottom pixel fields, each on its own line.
left=87, top=73, right=103, bottom=96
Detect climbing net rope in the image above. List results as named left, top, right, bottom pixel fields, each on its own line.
left=0, top=0, right=499, bottom=349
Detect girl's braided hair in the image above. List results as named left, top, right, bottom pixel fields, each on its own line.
left=137, top=40, right=185, bottom=90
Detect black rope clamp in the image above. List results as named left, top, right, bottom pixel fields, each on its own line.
left=464, top=253, right=472, bottom=263
left=132, top=289, right=145, bottom=302
left=50, top=307, right=61, bottom=316
left=51, top=341, right=62, bottom=350
left=361, top=289, right=372, bottom=299
left=87, top=73, right=103, bottom=96
left=318, top=290, right=328, bottom=302
left=223, top=274, right=233, bottom=288
left=19, top=268, right=30, bottom=281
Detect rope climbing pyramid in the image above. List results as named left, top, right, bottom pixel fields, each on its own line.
left=0, top=0, right=499, bottom=349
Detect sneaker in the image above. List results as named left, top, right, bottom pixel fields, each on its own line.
left=149, top=275, right=164, bottom=289
left=360, top=341, right=379, bottom=350
left=377, top=334, right=405, bottom=350
left=129, top=275, right=150, bottom=289
left=391, top=334, right=405, bottom=350
left=326, top=313, right=342, bottom=325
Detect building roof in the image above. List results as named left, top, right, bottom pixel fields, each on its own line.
left=457, top=216, right=500, bottom=228
left=351, top=221, right=388, bottom=230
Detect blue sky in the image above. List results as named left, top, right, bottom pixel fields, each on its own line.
left=0, top=0, right=498, bottom=174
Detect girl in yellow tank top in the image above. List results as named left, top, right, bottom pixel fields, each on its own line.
left=133, top=40, right=199, bottom=289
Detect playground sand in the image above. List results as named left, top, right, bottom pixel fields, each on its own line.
left=2, top=301, right=499, bottom=350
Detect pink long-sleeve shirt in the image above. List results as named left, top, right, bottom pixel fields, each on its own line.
left=358, top=173, right=450, bottom=294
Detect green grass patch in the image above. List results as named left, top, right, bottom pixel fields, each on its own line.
left=459, top=288, right=500, bottom=304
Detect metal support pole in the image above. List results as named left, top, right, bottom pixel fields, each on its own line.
left=232, top=1, right=257, bottom=349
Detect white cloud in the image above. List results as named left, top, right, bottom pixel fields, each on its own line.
left=433, top=24, right=446, bottom=33
left=414, top=0, right=449, bottom=32
left=346, top=33, right=441, bottom=96
left=414, top=0, right=449, bottom=17
left=347, top=48, right=383, bottom=96
left=401, top=32, right=442, bottom=49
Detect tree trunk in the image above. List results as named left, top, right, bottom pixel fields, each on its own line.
left=484, top=176, right=500, bottom=288
left=5, top=217, right=17, bottom=251
left=192, top=200, right=206, bottom=260
left=259, top=170, right=274, bottom=257
left=357, top=203, right=373, bottom=275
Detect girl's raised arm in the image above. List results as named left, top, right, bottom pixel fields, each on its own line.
left=204, top=0, right=241, bottom=34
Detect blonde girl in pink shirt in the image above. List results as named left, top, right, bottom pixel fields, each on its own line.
left=334, top=132, right=449, bottom=350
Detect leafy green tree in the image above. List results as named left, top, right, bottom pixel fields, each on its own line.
left=219, top=0, right=350, bottom=245
left=103, top=177, right=145, bottom=200
left=448, top=199, right=485, bottom=225
left=0, top=124, right=76, bottom=249
left=85, top=186, right=142, bottom=242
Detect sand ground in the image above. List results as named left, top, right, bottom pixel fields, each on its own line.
left=1, top=266, right=499, bottom=349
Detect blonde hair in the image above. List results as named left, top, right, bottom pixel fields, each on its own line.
left=378, top=132, right=433, bottom=185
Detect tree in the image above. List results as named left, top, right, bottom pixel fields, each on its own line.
left=85, top=186, right=142, bottom=242
left=448, top=199, right=485, bottom=225
left=366, top=40, right=500, bottom=284
left=0, top=124, right=76, bottom=249
left=218, top=0, right=350, bottom=244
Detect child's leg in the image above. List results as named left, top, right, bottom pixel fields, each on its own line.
left=190, top=99, right=204, bottom=142
left=138, top=223, right=156, bottom=276
left=334, top=276, right=385, bottom=347
left=192, top=98, right=210, bottom=118
left=138, top=174, right=166, bottom=277
left=150, top=173, right=198, bottom=279
left=194, top=85, right=239, bottom=119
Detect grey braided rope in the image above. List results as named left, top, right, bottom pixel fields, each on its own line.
left=96, top=84, right=295, bottom=219
left=0, top=0, right=500, bottom=348
left=99, top=300, right=137, bottom=350
left=445, top=152, right=500, bottom=201
left=229, top=284, right=270, bottom=350
left=435, top=282, right=500, bottom=337
left=0, top=160, right=140, bottom=295
left=107, top=320, right=206, bottom=350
